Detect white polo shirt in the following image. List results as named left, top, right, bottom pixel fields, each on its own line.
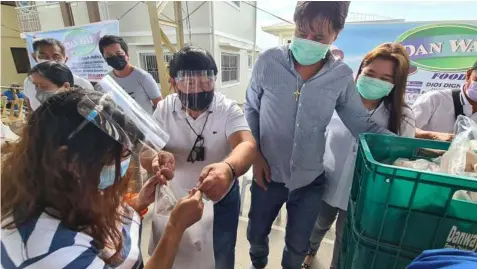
left=152, top=92, right=250, bottom=193
left=413, top=87, right=477, bottom=133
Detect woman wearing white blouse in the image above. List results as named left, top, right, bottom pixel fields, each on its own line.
left=303, top=43, right=416, bottom=269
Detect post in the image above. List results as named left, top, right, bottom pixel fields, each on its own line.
left=252, top=1, right=258, bottom=63
left=86, top=1, right=101, bottom=23
left=59, top=2, right=74, bottom=27
left=174, top=1, right=184, bottom=49
left=147, top=1, right=170, bottom=97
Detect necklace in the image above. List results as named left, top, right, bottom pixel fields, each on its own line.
left=294, top=77, right=301, bottom=102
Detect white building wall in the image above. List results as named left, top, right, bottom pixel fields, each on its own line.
left=212, top=1, right=256, bottom=103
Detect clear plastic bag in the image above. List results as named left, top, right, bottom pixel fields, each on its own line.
left=440, top=115, right=477, bottom=176
left=154, top=184, right=179, bottom=216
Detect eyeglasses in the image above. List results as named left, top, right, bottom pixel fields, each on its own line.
left=187, top=135, right=205, bottom=163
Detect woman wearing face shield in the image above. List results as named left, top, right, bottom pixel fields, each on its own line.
left=28, top=61, right=74, bottom=104
left=1, top=89, right=204, bottom=269
left=302, top=43, right=416, bottom=269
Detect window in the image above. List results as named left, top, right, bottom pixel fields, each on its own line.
left=10, top=48, right=30, bottom=73
left=139, top=53, right=173, bottom=83
left=248, top=55, right=253, bottom=69
left=221, top=53, right=240, bottom=83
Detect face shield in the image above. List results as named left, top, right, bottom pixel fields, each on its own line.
left=174, top=70, right=216, bottom=112
left=69, top=75, right=169, bottom=160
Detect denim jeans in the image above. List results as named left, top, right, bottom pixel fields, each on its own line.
left=213, top=180, right=240, bottom=269
left=308, top=200, right=347, bottom=269
left=247, top=174, right=326, bottom=269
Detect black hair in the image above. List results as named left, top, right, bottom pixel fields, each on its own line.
left=29, top=61, right=74, bottom=87
left=293, top=1, right=350, bottom=32
left=98, top=35, right=129, bottom=56
left=32, top=38, right=66, bottom=55
left=168, top=46, right=218, bottom=77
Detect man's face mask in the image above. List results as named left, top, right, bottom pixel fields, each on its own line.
left=174, top=70, right=216, bottom=111
left=106, top=55, right=128, bottom=71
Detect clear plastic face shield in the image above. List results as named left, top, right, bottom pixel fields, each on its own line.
left=174, top=70, right=216, bottom=112
left=68, top=76, right=169, bottom=193
left=173, top=70, right=216, bottom=165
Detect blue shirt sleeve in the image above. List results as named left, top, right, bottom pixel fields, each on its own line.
left=407, top=249, right=477, bottom=269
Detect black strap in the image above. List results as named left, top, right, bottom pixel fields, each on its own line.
left=451, top=89, right=464, bottom=120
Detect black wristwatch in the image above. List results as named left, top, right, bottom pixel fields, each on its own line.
left=223, top=161, right=236, bottom=179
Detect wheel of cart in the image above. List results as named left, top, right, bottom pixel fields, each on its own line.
left=339, top=133, right=477, bottom=269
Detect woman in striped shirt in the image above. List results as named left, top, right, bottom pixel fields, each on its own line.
left=1, top=89, right=204, bottom=269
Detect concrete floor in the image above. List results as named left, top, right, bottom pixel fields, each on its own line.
left=141, top=177, right=337, bottom=269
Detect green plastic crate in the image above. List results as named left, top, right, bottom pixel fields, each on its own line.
left=351, top=133, right=477, bottom=252
left=340, top=202, right=420, bottom=269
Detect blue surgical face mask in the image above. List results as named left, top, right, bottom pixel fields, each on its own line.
left=290, top=36, right=330, bottom=66
left=99, top=157, right=131, bottom=190
left=356, top=75, right=394, bottom=100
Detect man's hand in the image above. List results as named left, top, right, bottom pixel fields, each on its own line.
left=198, top=162, right=234, bottom=201
left=253, top=152, right=271, bottom=190
left=431, top=132, right=454, bottom=142
left=152, top=151, right=176, bottom=184
left=169, top=189, right=204, bottom=232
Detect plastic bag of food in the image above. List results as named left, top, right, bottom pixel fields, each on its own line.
left=149, top=180, right=215, bottom=269
left=393, top=158, right=440, bottom=172
left=440, top=116, right=477, bottom=176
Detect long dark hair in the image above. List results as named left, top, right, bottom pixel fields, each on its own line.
left=1, top=90, right=138, bottom=264
left=356, top=42, right=410, bottom=134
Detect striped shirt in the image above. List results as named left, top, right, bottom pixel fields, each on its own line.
left=244, top=45, right=390, bottom=191
left=1, top=206, right=143, bottom=269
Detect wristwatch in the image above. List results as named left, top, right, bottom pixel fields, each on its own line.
left=223, top=161, right=236, bottom=179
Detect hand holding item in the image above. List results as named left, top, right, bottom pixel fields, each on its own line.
left=198, top=162, right=234, bottom=201
left=168, top=189, right=204, bottom=232
left=431, top=132, right=455, bottom=142
left=253, top=152, right=271, bottom=190
left=136, top=176, right=161, bottom=211
left=152, top=151, right=176, bottom=184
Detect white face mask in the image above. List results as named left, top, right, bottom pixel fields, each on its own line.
left=36, top=58, right=65, bottom=64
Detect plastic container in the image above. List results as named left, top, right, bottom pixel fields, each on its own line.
left=340, top=202, right=419, bottom=269
left=350, top=134, right=477, bottom=252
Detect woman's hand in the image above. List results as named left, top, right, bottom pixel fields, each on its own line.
left=135, top=176, right=160, bottom=212
left=168, top=189, right=204, bottom=232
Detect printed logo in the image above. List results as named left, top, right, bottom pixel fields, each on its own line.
left=396, top=23, right=477, bottom=72
left=445, top=225, right=477, bottom=251
left=63, top=29, right=102, bottom=57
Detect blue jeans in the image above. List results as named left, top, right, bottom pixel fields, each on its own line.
left=214, top=180, right=240, bottom=269
left=247, top=174, right=326, bottom=269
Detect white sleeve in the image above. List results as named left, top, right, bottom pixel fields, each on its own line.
left=152, top=98, right=166, bottom=127
left=225, top=101, right=251, bottom=138
left=74, top=76, right=94, bottom=91
left=400, top=107, right=416, bottom=138
left=23, top=77, right=41, bottom=110
left=412, top=92, right=437, bottom=129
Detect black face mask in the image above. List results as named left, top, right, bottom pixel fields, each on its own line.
left=177, top=91, right=214, bottom=111
left=106, top=55, right=128, bottom=71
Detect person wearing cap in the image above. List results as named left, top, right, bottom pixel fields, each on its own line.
left=23, top=38, right=94, bottom=111
left=142, top=46, right=256, bottom=269
left=413, top=60, right=477, bottom=141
